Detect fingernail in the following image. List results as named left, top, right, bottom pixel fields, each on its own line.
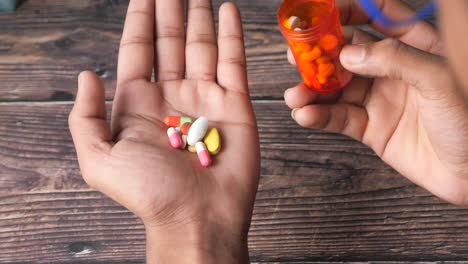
left=78, top=72, right=83, bottom=87
left=291, top=108, right=298, bottom=120
left=341, top=45, right=366, bottom=64
left=284, top=88, right=292, bottom=100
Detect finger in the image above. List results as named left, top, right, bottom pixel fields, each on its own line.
left=292, top=103, right=368, bottom=142
left=340, top=38, right=443, bottom=91
left=117, top=0, right=155, bottom=84
left=343, top=26, right=379, bottom=44
left=438, top=1, right=468, bottom=92
left=338, top=0, right=441, bottom=54
left=217, top=2, right=248, bottom=93
left=285, top=83, right=342, bottom=109
left=69, top=71, right=112, bottom=187
left=284, top=78, right=373, bottom=110
left=286, top=26, right=377, bottom=66
left=284, top=83, right=317, bottom=109
left=186, top=0, right=217, bottom=81
left=155, top=0, right=185, bottom=81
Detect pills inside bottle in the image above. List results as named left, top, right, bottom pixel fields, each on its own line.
left=278, top=0, right=353, bottom=93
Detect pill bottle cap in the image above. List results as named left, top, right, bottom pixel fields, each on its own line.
left=278, top=0, right=337, bottom=42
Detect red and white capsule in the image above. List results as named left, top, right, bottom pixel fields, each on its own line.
left=195, top=141, right=212, bottom=167
left=167, top=127, right=183, bottom=149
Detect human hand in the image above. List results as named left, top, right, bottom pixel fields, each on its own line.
left=68, top=0, right=260, bottom=263
left=284, top=0, right=468, bottom=205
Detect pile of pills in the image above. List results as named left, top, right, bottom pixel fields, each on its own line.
left=284, top=15, right=340, bottom=89
left=164, top=116, right=221, bottom=167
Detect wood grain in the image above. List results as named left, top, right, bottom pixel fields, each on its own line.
left=0, top=0, right=433, bottom=102
left=1, top=102, right=468, bottom=263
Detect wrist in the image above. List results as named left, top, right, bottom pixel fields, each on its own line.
left=144, top=220, right=250, bottom=264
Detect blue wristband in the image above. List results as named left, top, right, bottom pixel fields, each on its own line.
left=357, top=0, right=436, bottom=28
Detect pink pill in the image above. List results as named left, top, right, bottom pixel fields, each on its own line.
left=167, top=127, right=182, bottom=149
left=195, top=142, right=212, bottom=167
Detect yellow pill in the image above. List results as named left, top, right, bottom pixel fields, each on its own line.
left=300, top=46, right=322, bottom=62
left=188, top=144, right=197, bottom=153
left=203, top=128, right=221, bottom=155
left=311, top=17, right=321, bottom=26
left=318, top=63, right=335, bottom=78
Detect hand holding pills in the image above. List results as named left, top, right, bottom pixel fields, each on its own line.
left=68, top=0, right=259, bottom=263
left=164, top=116, right=221, bottom=167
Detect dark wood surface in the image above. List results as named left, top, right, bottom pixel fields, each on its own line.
left=1, top=0, right=465, bottom=263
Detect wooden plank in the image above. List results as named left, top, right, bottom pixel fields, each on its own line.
left=0, top=0, right=432, bottom=102
left=1, top=101, right=468, bottom=263
left=0, top=0, right=296, bottom=101
left=251, top=263, right=468, bottom=264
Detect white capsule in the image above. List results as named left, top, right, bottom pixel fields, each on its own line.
left=294, top=28, right=302, bottom=32
left=187, top=116, right=209, bottom=146
left=287, top=16, right=301, bottom=30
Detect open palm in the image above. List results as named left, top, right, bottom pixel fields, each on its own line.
left=69, top=0, right=260, bottom=239
left=285, top=0, right=468, bottom=204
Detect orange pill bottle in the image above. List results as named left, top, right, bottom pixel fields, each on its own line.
left=278, top=0, right=352, bottom=93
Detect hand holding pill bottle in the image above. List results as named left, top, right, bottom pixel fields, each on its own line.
left=278, top=0, right=352, bottom=93
left=284, top=0, right=468, bottom=205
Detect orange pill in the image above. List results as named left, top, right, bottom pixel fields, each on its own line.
left=318, top=63, right=335, bottom=78
left=302, top=63, right=318, bottom=88
left=312, top=77, right=322, bottom=89
left=304, top=75, right=316, bottom=89
left=300, top=46, right=322, bottom=62
left=294, top=41, right=312, bottom=52
left=318, top=34, right=338, bottom=52
left=306, top=74, right=322, bottom=90
left=302, top=62, right=317, bottom=75
left=164, top=116, right=180, bottom=127
left=164, top=116, right=192, bottom=127
left=180, top=122, right=192, bottom=135
left=317, top=74, right=328, bottom=84
left=316, top=55, right=331, bottom=64
left=311, top=17, right=321, bottom=26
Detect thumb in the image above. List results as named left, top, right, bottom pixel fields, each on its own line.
left=69, top=71, right=112, bottom=188
left=340, top=38, right=443, bottom=89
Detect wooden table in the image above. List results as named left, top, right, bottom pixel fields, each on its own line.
left=1, top=0, right=466, bottom=263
